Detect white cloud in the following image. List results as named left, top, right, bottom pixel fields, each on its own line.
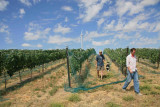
left=130, top=37, right=158, bottom=46
left=33, top=0, right=41, bottom=4
left=22, top=43, right=31, bottom=47
left=103, top=9, right=112, bottom=17
left=78, top=0, right=109, bottom=22
left=0, top=0, right=9, bottom=11
left=19, top=8, right=25, bottom=18
left=92, top=39, right=114, bottom=46
left=153, top=22, right=160, bottom=32
left=104, top=20, right=115, bottom=30
left=70, top=24, right=78, bottom=27
left=130, top=33, right=160, bottom=46
left=114, top=33, right=131, bottom=40
left=24, top=32, right=40, bottom=40
left=19, top=0, right=32, bottom=6
left=48, top=35, right=75, bottom=45
left=24, top=22, right=51, bottom=40
left=5, top=36, right=12, bottom=44
left=65, top=17, right=68, bottom=22
left=0, top=23, right=12, bottom=44
left=53, top=24, right=71, bottom=34
left=84, top=31, right=110, bottom=42
left=62, top=6, right=73, bottom=11
left=104, top=13, right=152, bottom=32
left=36, top=44, right=42, bottom=48
left=116, top=0, right=133, bottom=16
left=116, top=0, right=160, bottom=16
left=22, top=43, right=43, bottom=48
left=97, top=18, right=104, bottom=27
left=0, top=23, right=9, bottom=34
left=19, top=0, right=41, bottom=6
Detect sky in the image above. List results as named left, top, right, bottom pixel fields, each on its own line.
left=0, top=0, right=160, bottom=53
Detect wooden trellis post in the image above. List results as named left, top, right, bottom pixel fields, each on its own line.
left=66, top=46, right=71, bottom=88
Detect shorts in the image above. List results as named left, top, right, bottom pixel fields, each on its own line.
left=97, top=66, right=104, bottom=71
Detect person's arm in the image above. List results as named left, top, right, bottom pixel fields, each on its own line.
left=96, top=56, right=98, bottom=68
left=126, top=56, right=133, bottom=73
left=103, top=55, right=105, bottom=62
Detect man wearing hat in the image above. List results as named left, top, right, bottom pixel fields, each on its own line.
left=96, top=50, right=105, bottom=80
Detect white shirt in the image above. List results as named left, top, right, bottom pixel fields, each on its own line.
left=126, top=54, right=137, bottom=72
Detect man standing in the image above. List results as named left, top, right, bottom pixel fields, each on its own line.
left=122, top=48, right=142, bottom=95
left=96, top=50, right=105, bottom=80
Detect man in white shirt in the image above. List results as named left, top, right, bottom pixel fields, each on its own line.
left=122, top=48, right=142, bottom=95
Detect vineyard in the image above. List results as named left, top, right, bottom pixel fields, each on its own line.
left=103, top=48, right=160, bottom=76
left=0, top=49, right=66, bottom=91
left=0, top=48, right=160, bottom=107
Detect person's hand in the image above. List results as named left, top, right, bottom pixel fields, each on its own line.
left=130, top=70, right=133, bottom=73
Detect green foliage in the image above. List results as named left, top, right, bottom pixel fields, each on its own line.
left=49, top=86, right=58, bottom=96
left=155, top=86, right=160, bottom=90
left=122, top=95, right=135, bottom=101
left=140, top=85, right=151, bottom=91
left=0, top=101, right=11, bottom=107
left=105, top=102, right=121, bottom=107
left=69, top=48, right=96, bottom=75
left=49, top=103, right=64, bottom=107
left=103, top=48, right=128, bottom=75
left=103, top=48, right=127, bottom=68
left=68, top=94, right=81, bottom=102
left=0, top=49, right=66, bottom=77
left=136, top=48, right=160, bottom=64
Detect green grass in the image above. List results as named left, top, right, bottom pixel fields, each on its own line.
left=155, top=86, right=160, bottom=90
left=103, top=85, right=114, bottom=91
left=105, top=72, right=114, bottom=79
left=150, top=70, right=158, bottom=74
left=68, top=94, right=81, bottom=102
left=150, top=91, right=160, bottom=95
left=41, top=89, right=46, bottom=93
left=49, top=86, right=58, bottom=96
left=140, top=84, right=152, bottom=95
left=49, top=83, right=53, bottom=87
left=87, top=88, right=99, bottom=93
left=105, top=102, right=121, bottom=107
left=140, top=85, right=151, bottom=91
left=37, top=94, right=41, bottom=97
left=49, top=102, right=64, bottom=107
left=142, top=79, right=152, bottom=83
left=0, top=102, right=11, bottom=107
left=122, top=95, right=135, bottom=101
left=34, top=88, right=41, bottom=91
left=50, top=75, right=56, bottom=79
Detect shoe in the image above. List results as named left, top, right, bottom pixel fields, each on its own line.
left=136, top=93, right=143, bottom=96
left=122, top=88, right=126, bottom=92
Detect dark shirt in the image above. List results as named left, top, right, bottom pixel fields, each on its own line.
left=96, top=54, right=105, bottom=66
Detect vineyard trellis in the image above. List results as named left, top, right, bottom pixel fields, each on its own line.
left=0, top=49, right=66, bottom=90
left=136, top=48, right=160, bottom=69
left=103, top=47, right=129, bottom=77
left=65, top=48, right=96, bottom=90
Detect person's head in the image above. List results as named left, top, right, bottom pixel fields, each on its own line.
left=131, top=48, right=136, bottom=55
left=99, top=50, right=102, bottom=55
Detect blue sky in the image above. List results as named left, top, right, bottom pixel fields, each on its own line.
left=0, top=0, right=160, bottom=53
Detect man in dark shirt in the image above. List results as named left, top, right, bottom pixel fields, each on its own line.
left=96, top=50, right=105, bottom=80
